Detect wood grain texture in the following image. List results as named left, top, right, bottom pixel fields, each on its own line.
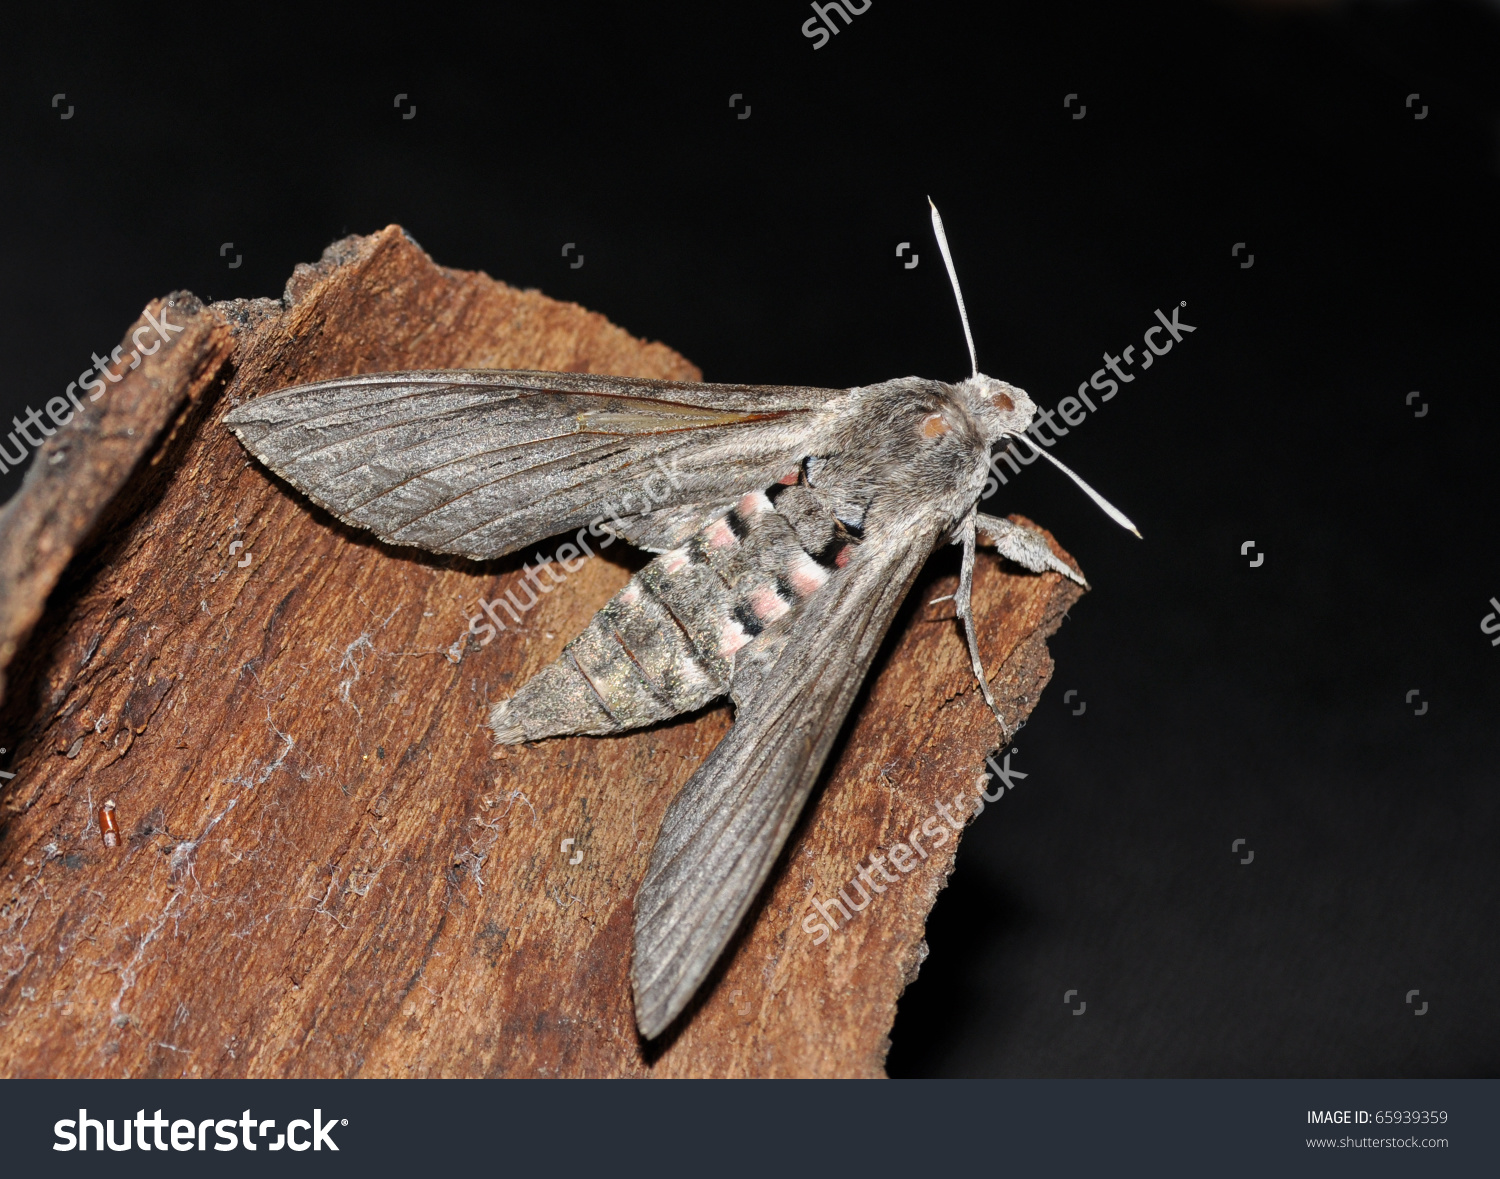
left=0, top=226, right=1083, bottom=1077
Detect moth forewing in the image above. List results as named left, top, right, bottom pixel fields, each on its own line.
left=223, top=370, right=850, bottom=561
left=631, top=527, right=942, bottom=1037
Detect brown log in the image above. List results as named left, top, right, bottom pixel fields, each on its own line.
left=0, top=226, right=1083, bottom=1077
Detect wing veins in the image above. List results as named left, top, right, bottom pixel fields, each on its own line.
left=332, top=431, right=621, bottom=514
left=241, top=377, right=810, bottom=451
left=386, top=438, right=653, bottom=541
left=264, top=396, right=530, bottom=464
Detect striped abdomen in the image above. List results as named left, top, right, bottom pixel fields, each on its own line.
left=489, top=472, right=854, bottom=743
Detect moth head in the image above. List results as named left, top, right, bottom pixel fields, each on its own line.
left=923, top=202, right=1037, bottom=445
left=961, top=372, right=1035, bottom=443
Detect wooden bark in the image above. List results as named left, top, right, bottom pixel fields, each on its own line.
left=0, top=227, right=1083, bottom=1077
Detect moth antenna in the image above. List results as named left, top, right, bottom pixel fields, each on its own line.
left=956, top=517, right=1011, bottom=736
left=928, top=196, right=978, bottom=380
left=1007, top=433, right=1143, bottom=538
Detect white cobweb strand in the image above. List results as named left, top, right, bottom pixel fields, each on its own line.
left=928, top=197, right=978, bottom=379
left=1010, top=433, right=1143, bottom=538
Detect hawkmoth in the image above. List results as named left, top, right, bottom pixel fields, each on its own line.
left=224, top=203, right=1138, bottom=1039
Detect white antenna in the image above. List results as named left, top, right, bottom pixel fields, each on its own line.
left=930, top=198, right=1140, bottom=539
left=1009, top=432, right=1142, bottom=538
left=928, top=197, right=977, bottom=379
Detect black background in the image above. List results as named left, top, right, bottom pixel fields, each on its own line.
left=2, top=0, right=1497, bottom=1076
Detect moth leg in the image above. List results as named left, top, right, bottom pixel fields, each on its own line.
left=975, top=512, right=1088, bottom=588
left=955, top=515, right=1011, bottom=736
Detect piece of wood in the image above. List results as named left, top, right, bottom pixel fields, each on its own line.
left=0, top=227, right=1083, bottom=1077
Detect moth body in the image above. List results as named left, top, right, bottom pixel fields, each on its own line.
left=489, top=375, right=1031, bottom=748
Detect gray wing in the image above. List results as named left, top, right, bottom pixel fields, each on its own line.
left=608, top=500, right=734, bottom=553
left=631, top=520, right=944, bottom=1038
left=223, top=369, right=846, bottom=560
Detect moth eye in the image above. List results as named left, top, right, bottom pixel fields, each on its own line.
left=993, top=392, right=1015, bottom=412
left=921, top=412, right=951, bottom=438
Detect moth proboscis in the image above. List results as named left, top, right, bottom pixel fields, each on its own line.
left=224, top=201, right=1138, bottom=1039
